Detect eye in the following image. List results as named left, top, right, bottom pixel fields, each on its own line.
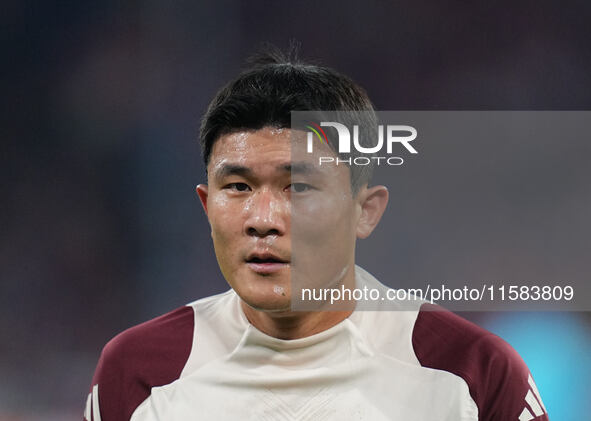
left=288, top=183, right=312, bottom=193
left=226, top=182, right=251, bottom=192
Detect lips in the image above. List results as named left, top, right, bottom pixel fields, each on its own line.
left=245, top=252, right=289, bottom=274
left=246, top=252, right=288, bottom=264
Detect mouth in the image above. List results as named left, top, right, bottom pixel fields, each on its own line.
left=245, top=253, right=289, bottom=274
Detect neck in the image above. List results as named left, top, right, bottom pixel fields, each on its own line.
left=240, top=301, right=354, bottom=340
left=241, top=264, right=359, bottom=339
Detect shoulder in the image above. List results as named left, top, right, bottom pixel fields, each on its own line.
left=412, top=303, right=548, bottom=421
left=99, top=304, right=195, bottom=378
left=85, top=305, right=195, bottom=421
left=412, top=303, right=513, bottom=367
left=85, top=290, right=241, bottom=421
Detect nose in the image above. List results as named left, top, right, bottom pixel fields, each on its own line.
left=244, top=189, right=288, bottom=237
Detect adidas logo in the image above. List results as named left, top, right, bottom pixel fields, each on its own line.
left=84, top=384, right=102, bottom=421
left=518, top=374, right=547, bottom=421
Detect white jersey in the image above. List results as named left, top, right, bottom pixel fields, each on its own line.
left=84, top=267, right=548, bottom=421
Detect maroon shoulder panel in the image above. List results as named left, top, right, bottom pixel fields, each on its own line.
left=87, top=305, right=194, bottom=421
left=412, top=303, right=549, bottom=421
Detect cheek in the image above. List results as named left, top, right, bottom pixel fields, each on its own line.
left=208, top=200, right=244, bottom=249
left=292, top=194, right=358, bottom=275
left=291, top=194, right=357, bottom=291
left=209, top=208, right=243, bottom=280
left=293, top=192, right=356, bottom=237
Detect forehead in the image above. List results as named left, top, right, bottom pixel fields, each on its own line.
left=208, top=127, right=350, bottom=187
left=210, top=127, right=292, bottom=165
left=209, top=127, right=320, bottom=173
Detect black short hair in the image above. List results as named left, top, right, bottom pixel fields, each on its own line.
left=199, top=44, right=377, bottom=194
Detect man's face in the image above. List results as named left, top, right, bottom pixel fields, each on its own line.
left=198, top=127, right=363, bottom=312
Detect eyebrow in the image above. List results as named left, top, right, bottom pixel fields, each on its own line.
left=280, top=162, right=321, bottom=175
left=213, top=161, right=321, bottom=180
left=213, top=164, right=253, bottom=180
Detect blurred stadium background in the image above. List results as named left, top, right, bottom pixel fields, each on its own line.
left=2, top=1, right=591, bottom=419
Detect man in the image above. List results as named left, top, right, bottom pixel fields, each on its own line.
left=84, top=48, right=549, bottom=420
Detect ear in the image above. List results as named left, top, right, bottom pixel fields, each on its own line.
left=355, top=185, right=389, bottom=239
left=196, top=184, right=209, bottom=216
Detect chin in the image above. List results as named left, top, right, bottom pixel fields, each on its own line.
left=249, top=300, right=292, bottom=313
left=236, top=286, right=291, bottom=313
left=227, top=270, right=291, bottom=310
